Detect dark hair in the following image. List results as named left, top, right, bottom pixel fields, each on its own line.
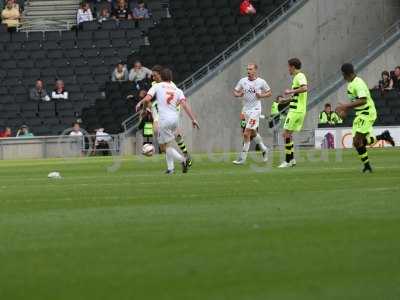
left=152, top=65, right=163, bottom=73
left=395, top=66, right=400, bottom=71
left=324, top=103, right=331, bottom=108
left=382, top=70, right=389, bottom=77
left=288, top=58, right=302, bottom=70
left=341, top=63, right=355, bottom=76
left=160, top=68, right=173, bottom=82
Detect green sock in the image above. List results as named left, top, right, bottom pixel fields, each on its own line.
left=176, top=135, right=188, bottom=155
left=357, top=146, right=370, bottom=167
left=285, top=138, right=294, bottom=163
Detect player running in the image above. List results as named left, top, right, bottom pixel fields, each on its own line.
left=278, top=58, right=308, bottom=168
left=137, top=68, right=199, bottom=174
left=150, top=65, right=193, bottom=167
left=233, top=63, right=272, bottom=165
left=336, top=63, right=395, bottom=173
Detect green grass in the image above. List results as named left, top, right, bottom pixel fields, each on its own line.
left=0, top=149, right=400, bottom=300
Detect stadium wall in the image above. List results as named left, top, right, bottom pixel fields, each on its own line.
left=310, top=36, right=400, bottom=128
left=181, top=0, right=400, bottom=153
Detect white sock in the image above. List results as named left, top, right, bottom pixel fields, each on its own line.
left=166, top=146, right=185, bottom=170
left=241, top=141, right=251, bottom=161
left=166, top=149, right=175, bottom=171
left=253, top=134, right=267, bottom=152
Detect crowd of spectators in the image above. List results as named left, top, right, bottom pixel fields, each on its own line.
left=375, top=66, right=400, bottom=92
left=318, top=103, right=342, bottom=127
left=111, top=60, right=152, bottom=90
left=77, top=0, right=151, bottom=26
left=29, top=79, right=69, bottom=102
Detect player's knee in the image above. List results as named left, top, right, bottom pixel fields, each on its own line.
left=159, top=144, right=167, bottom=153
left=243, top=130, right=252, bottom=141
left=353, top=137, right=363, bottom=149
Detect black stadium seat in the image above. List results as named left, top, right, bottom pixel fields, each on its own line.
left=1, top=0, right=291, bottom=135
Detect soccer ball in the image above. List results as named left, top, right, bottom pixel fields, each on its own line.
left=142, top=143, right=155, bottom=156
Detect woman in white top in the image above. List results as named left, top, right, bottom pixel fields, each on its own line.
left=77, top=2, right=93, bottom=25
left=51, top=80, right=69, bottom=100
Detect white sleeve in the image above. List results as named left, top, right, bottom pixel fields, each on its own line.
left=234, top=79, right=244, bottom=91
left=177, top=89, right=186, bottom=104
left=147, top=85, right=157, bottom=98
left=262, top=80, right=271, bottom=92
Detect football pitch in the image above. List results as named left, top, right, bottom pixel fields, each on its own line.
left=0, top=148, right=399, bottom=300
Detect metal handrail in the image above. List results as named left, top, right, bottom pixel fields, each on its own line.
left=307, top=19, right=400, bottom=111
left=122, top=0, right=306, bottom=133
left=121, top=111, right=141, bottom=133
left=18, top=18, right=73, bottom=32
left=177, top=0, right=306, bottom=93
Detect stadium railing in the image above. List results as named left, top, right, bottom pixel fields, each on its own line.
left=177, top=0, right=308, bottom=94
left=306, top=19, right=400, bottom=112
left=121, top=0, right=309, bottom=132
left=0, top=134, right=121, bottom=160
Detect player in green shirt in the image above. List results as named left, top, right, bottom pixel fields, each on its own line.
left=278, top=58, right=308, bottom=168
left=336, top=63, right=395, bottom=173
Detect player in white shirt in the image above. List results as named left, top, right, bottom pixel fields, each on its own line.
left=149, top=66, right=193, bottom=167
left=233, top=63, right=272, bottom=165
left=137, top=68, right=199, bottom=174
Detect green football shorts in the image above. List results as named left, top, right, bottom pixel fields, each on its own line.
left=283, top=111, right=306, bottom=132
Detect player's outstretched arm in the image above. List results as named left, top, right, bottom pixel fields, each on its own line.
left=181, top=100, right=200, bottom=129
left=135, top=94, right=153, bottom=112
left=256, top=89, right=272, bottom=99
left=336, top=98, right=367, bottom=119
left=284, top=85, right=308, bottom=96
left=233, top=89, right=244, bottom=98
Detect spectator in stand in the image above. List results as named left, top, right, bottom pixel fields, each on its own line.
left=94, top=128, right=112, bottom=156
left=111, top=63, right=129, bottom=82
left=98, top=6, right=110, bottom=23
left=129, top=61, right=152, bottom=84
left=51, top=80, right=69, bottom=100
left=392, top=66, right=400, bottom=91
left=376, top=70, right=393, bottom=91
left=30, top=80, right=50, bottom=101
left=16, top=125, right=34, bottom=137
left=0, top=127, right=12, bottom=138
left=132, top=1, right=150, bottom=20
left=1, top=0, right=20, bottom=32
left=77, top=1, right=94, bottom=27
left=69, top=122, right=83, bottom=136
left=240, top=0, right=256, bottom=15
left=319, top=103, right=342, bottom=126
left=112, top=0, right=132, bottom=20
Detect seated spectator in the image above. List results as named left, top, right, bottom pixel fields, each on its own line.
left=77, top=1, right=94, bottom=26
left=111, top=63, right=129, bottom=82
left=0, top=127, right=12, bottom=138
left=240, top=0, right=256, bottom=15
left=129, top=61, right=152, bottom=83
left=98, top=6, right=110, bottom=23
left=30, top=80, right=50, bottom=101
left=69, top=122, right=83, bottom=136
left=94, top=128, right=112, bottom=156
left=51, top=80, right=69, bottom=100
left=1, top=0, right=20, bottom=32
left=112, top=0, right=132, bottom=20
left=377, top=70, right=393, bottom=91
left=16, top=125, right=34, bottom=138
left=132, top=1, right=150, bottom=20
left=392, top=66, right=400, bottom=91
left=319, top=103, right=342, bottom=126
